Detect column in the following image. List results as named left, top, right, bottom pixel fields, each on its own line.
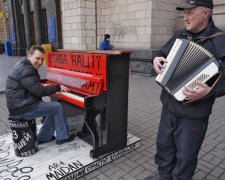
left=22, top=0, right=32, bottom=50
left=33, top=0, right=42, bottom=45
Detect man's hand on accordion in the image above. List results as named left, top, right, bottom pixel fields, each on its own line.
left=153, top=57, right=167, bottom=74
left=182, top=82, right=211, bottom=100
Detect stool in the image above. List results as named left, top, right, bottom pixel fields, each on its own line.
left=9, top=117, right=39, bottom=157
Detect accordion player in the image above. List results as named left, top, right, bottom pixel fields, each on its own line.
left=155, top=38, right=222, bottom=102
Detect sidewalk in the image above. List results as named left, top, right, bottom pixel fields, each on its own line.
left=0, top=55, right=22, bottom=92
left=0, top=55, right=224, bottom=179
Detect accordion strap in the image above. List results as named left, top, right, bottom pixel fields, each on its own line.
left=195, top=32, right=225, bottom=43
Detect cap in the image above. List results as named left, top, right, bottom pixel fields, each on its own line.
left=176, top=0, right=214, bottom=11
left=104, top=34, right=110, bottom=39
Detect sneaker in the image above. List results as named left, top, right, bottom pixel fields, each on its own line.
left=56, top=134, right=76, bottom=145
left=38, top=136, right=56, bottom=145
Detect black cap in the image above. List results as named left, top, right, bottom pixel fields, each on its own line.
left=176, top=0, right=214, bottom=11
left=104, top=34, right=110, bottom=39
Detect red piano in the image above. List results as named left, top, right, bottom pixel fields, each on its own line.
left=43, top=50, right=132, bottom=158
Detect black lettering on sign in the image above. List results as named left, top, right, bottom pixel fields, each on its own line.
left=83, top=55, right=90, bottom=68
left=46, top=160, right=84, bottom=180
left=14, top=132, right=32, bottom=150
left=46, top=172, right=58, bottom=180
left=77, top=55, right=83, bottom=67
left=96, top=83, right=100, bottom=92
left=11, top=122, right=29, bottom=128
left=60, top=168, right=85, bottom=180
left=58, top=143, right=86, bottom=153
left=97, top=55, right=101, bottom=71
left=91, top=55, right=95, bottom=69
left=0, top=140, right=33, bottom=179
left=53, top=54, right=68, bottom=65
left=82, top=81, right=97, bottom=93
left=86, top=157, right=109, bottom=172
left=110, top=144, right=136, bottom=161
left=49, top=161, right=66, bottom=171
left=72, top=54, right=91, bottom=69
left=71, top=55, right=76, bottom=66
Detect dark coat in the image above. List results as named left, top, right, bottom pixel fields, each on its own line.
left=158, top=19, right=225, bottom=118
left=5, top=57, right=61, bottom=115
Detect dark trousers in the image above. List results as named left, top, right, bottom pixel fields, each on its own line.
left=155, top=106, right=209, bottom=180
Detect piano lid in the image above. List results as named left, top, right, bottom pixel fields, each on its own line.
left=57, top=49, right=133, bottom=55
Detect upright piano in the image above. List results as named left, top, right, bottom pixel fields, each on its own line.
left=43, top=50, right=132, bottom=158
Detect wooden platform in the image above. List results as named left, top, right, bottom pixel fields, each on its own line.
left=0, top=129, right=140, bottom=180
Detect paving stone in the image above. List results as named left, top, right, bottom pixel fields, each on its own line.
left=220, top=172, right=225, bottom=180
left=96, top=174, right=111, bottom=180
left=193, top=169, right=207, bottom=180
left=117, top=162, right=133, bottom=173
left=210, top=167, right=224, bottom=178
left=129, top=166, right=145, bottom=177
left=122, top=174, right=138, bottom=180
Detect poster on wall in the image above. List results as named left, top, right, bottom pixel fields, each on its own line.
left=48, top=17, right=56, bottom=43
left=10, top=24, right=15, bottom=42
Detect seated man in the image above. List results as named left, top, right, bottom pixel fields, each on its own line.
left=5, top=45, right=75, bottom=145
left=99, top=34, right=112, bottom=50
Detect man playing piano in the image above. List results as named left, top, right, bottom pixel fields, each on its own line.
left=5, top=45, right=75, bottom=145
left=144, top=0, right=225, bottom=180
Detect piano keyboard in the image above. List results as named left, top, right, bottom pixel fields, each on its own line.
left=56, top=92, right=84, bottom=102
left=54, top=91, right=85, bottom=108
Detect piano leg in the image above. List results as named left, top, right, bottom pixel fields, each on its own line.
left=85, top=109, right=110, bottom=158
left=77, top=122, right=91, bottom=137
left=84, top=110, right=100, bottom=158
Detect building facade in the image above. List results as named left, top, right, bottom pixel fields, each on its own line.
left=1, top=0, right=225, bottom=75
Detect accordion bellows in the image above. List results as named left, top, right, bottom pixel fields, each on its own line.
left=156, top=38, right=220, bottom=101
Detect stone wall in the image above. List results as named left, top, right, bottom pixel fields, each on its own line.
left=151, top=0, right=180, bottom=49
left=61, top=0, right=96, bottom=50
left=60, top=0, right=225, bottom=76
left=97, top=0, right=152, bottom=50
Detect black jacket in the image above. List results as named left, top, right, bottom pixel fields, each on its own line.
left=158, top=19, right=225, bottom=118
left=5, top=57, right=61, bottom=115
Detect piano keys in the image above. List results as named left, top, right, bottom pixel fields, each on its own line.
left=55, top=92, right=85, bottom=108
left=43, top=50, right=132, bottom=158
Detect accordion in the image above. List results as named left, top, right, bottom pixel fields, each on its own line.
left=156, top=38, right=221, bottom=102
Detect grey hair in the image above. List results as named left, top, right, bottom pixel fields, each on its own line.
left=199, top=6, right=213, bottom=17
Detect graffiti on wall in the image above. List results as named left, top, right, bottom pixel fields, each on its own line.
left=113, top=23, right=137, bottom=38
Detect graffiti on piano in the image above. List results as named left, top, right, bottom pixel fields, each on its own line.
left=48, top=53, right=106, bottom=75
left=0, top=140, right=33, bottom=179
left=58, top=143, right=86, bottom=153
left=48, top=52, right=107, bottom=91
left=46, top=72, right=88, bottom=89
left=49, top=53, right=68, bottom=65
left=46, top=69, right=102, bottom=94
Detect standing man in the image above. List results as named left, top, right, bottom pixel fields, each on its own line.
left=5, top=45, right=75, bottom=145
left=99, top=34, right=112, bottom=50
left=144, top=0, right=225, bottom=180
